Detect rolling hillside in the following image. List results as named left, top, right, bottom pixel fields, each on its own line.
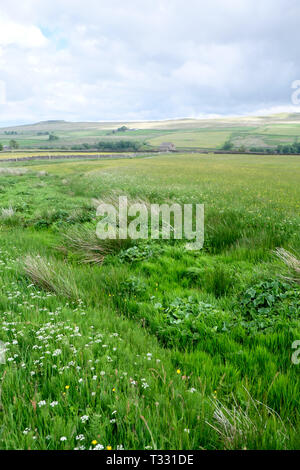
left=1, top=113, right=300, bottom=151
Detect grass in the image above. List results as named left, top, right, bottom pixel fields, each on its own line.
left=0, top=152, right=299, bottom=450
left=0, top=151, right=126, bottom=161
left=61, top=225, right=132, bottom=264
left=275, top=248, right=300, bottom=284
left=23, top=254, right=79, bottom=299
left=147, top=130, right=233, bottom=149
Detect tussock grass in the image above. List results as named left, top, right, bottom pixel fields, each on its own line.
left=275, top=248, right=300, bottom=284
left=23, top=254, right=79, bottom=298
left=207, top=391, right=289, bottom=449
left=0, top=167, right=28, bottom=175
left=185, top=264, right=237, bottom=297
left=1, top=207, right=15, bottom=218
left=92, top=191, right=152, bottom=210
left=92, top=192, right=179, bottom=239
left=62, top=225, right=132, bottom=264
left=0, top=206, right=21, bottom=227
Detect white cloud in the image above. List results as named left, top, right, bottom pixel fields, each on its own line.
left=0, top=15, right=47, bottom=48
left=0, top=0, right=300, bottom=125
left=0, top=80, right=6, bottom=104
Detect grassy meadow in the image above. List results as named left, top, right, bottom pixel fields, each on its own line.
left=0, top=152, right=299, bottom=450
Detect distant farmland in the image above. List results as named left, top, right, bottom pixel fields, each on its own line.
left=1, top=113, right=300, bottom=152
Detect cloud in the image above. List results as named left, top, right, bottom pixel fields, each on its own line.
left=0, top=0, right=300, bottom=125
left=0, top=15, right=47, bottom=48
left=0, top=80, right=6, bottom=104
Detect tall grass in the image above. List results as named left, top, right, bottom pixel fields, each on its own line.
left=0, top=167, right=28, bottom=175
left=275, top=248, right=300, bottom=284
left=207, top=391, right=289, bottom=449
left=61, top=226, right=132, bottom=264
left=23, top=254, right=79, bottom=298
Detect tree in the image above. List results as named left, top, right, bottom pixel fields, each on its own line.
left=49, top=134, right=59, bottom=141
left=222, top=140, right=233, bottom=151
left=96, top=140, right=141, bottom=152
left=9, top=139, right=19, bottom=149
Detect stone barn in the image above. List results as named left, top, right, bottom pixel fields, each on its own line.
left=159, top=142, right=176, bottom=152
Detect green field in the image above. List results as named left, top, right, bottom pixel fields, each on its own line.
left=147, top=130, right=233, bottom=149
left=1, top=113, right=300, bottom=151
left=0, top=152, right=299, bottom=450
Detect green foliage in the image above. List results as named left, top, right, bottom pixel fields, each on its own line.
left=119, top=243, right=163, bottom=263
left=185, top=264, right=237, bottom=297
left=236, top=279, right=300, bottom=332
left=49, top=133, right=59, bottom=141
left=112, top=125, right=129, bottom=133
left=119, top=276, right=147, bottom=298
left=222, top=140, right=233, bottom=150
left=9, top=139, right=19, bottom=149
left=276, top=140, right=300, bottom=154
left=154, top=297, right=231, bottom=348
left=96, top=140, right=142, bottom=151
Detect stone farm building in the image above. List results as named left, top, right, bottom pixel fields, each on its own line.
left=159, top=142, right=176, bottom=151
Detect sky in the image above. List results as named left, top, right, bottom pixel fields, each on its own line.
left=0, top=0, right=300, bottom=125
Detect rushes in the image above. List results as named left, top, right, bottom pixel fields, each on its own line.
left=275, top=248, right=300, bottom=284
left=62, top=226, right=131, bottom=264
left=0, top=167, right=28, bottom=175
left=23, top=255, right=79, bottom=298
left=0, top=206, right=20, bottom=226
left=92, top=192, right=152, bottom=210
left=207, top=391, right=288, bottom=449
left=1, top=207, right=15, bottom=218
left=62, top=193, right=154, bottom=264
left=207, top=397, right=255, bottom=449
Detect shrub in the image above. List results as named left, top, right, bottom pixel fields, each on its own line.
left=95, top=140, right=141, bottom=152
left=222, top=140, right=233, bottom=150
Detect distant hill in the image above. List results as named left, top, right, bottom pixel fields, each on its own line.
left=1, top=113, right=300, bottom=151
left=1, top=112, right=300, bottom=132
